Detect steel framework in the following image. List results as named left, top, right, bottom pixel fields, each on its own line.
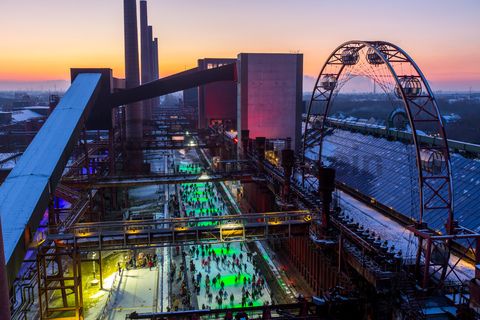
left=303, top=40, right=454, bottom=287
left=44, top=211, right=312, bottom=252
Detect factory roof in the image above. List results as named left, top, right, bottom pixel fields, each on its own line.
left=310, top=128, right=480, bottom=232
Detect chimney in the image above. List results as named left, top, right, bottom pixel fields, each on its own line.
left=152, top=37, right=159, bottom=107
left=140, top=0, right=151, bottom=84
left=123, top=0, right=144, bottom=172
left=140, top=1, right=153, bottom=130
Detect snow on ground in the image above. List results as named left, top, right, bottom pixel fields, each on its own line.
left=339, top=190, right=475, bottom=281
left=189, top=242, right=270, bottom=309
left=338, top=190, right=419, bottom=259
left=84, top=272, right=118, bottom=319
left=107, top=267, right=159, bottom=319
left=179, top=151, right=272, bottom=309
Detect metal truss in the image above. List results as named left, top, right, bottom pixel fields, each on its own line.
left=44, top=211, right=312, bottom=252
left=37, top=248, right=83, bottom=320
left=62, top=171, right=256, bottom=189
left=303, top=41, right=454, bottom=287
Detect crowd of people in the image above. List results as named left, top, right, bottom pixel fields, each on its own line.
left=188, top=243, right=268, bottom=309
left=170, top=250, right=193, bottom=310
left=178, top=171, right=271, bottom=310
left=178, top=163, right=203, bottom=174
left=123, top=252, right=158, bottom=271
left=180, top=182, right=227, bottom=220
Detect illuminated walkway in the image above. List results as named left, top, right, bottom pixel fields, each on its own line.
left=107, top=267, right=159, bottom=319
left=188, top=242, right=270, bottom=309
left=177, top=151, right=271, bottom=310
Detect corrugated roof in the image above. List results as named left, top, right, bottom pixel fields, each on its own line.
left=311, top=128, right=480, bottom=232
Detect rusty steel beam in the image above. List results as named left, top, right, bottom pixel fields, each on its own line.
left=44, top=211, right=311, bottom=252
left=62, top=172, right=255, bottom=189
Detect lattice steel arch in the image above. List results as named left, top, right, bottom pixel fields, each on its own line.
left=302, top=41, right=458, bottom=287
left=303, top=40, right=456, bottom=286
left=303, top=40, right=453, bottom=235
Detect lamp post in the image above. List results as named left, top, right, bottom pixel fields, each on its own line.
left=92, top=252, right=96, bottom=278
left=90, top=252, right=99, bottom=286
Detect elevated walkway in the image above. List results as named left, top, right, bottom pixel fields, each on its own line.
left=45, top=211, right=311, bottom=252
left=62, top=171, right=256, bottom=188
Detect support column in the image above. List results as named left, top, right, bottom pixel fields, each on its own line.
left=108, top=129, right=115, bottom=175
left=469, top=238, right=480, bottom=312
left=0, top=217, right=11, bottom=320
left=48, top=195, right=57, bottom=234
left=99, top=251, right=104, bottom=290
left=317, top=167, right=336, bottom=231
left=240, top=130, right=249, bottom=157
left=54, top=253, right=68, bottom=308
left=422, top=239, right=432, bottom=288
left=281, top=149, right=294, bottom=203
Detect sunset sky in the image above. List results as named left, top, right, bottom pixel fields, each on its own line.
left=0, top=0, right=479, bottom=91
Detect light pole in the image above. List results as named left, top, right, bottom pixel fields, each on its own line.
left=90, top=252, right=99, bottom=286
left=92, top=252, right=96, bottom=278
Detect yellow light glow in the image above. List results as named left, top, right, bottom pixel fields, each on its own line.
left=77, top=232, right=93, bottom=237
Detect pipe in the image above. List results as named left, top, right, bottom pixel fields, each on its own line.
left=109, top=63, right=237, bottom=107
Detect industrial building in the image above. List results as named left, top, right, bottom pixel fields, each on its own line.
left=237, top=53, right=303, bottom=151
left=197, top=58, right=237, bottom=130
left=1, top=1, right=480, bottom=320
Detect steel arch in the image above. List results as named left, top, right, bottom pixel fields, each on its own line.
left=303, top=40, right=454, bottom=235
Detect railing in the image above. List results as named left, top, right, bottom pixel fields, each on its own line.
left=44, top=211, right=312, bottom=251
left=66, top=210, right=311, bottom=234
left=99, top=270, right=123, bottom=320
left=61, top=169, right=256, bottom=188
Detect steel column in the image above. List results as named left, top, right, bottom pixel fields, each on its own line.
left=0, top=217, right=11, bottom=320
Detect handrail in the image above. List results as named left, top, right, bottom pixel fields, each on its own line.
left=66, top=210, right=311, bottom=231
left=99, top=270, right=122, bottom=320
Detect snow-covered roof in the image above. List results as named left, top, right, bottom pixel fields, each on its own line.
left=308, top=127, right=480, bottom=233
left=11, top=109, right=43, bottom=122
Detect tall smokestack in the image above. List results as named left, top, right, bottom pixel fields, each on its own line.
left=140, top=1, right=152, bottom=130
left=152, top=37, right=160, bottom=108
left=123, top=0, right=144, bottom=172
left=152, top=38, right=159, bottom=80
left=140, top=0, right=151, bottom=84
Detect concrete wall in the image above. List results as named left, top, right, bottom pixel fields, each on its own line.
left=237, top=53, right=303, bottom=151
left=198, top=58, right=237, bottom=129
left=183, top=87, right=198, bottom=108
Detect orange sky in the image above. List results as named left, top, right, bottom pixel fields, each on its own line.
left=1, top=0, right=479, bottom=90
